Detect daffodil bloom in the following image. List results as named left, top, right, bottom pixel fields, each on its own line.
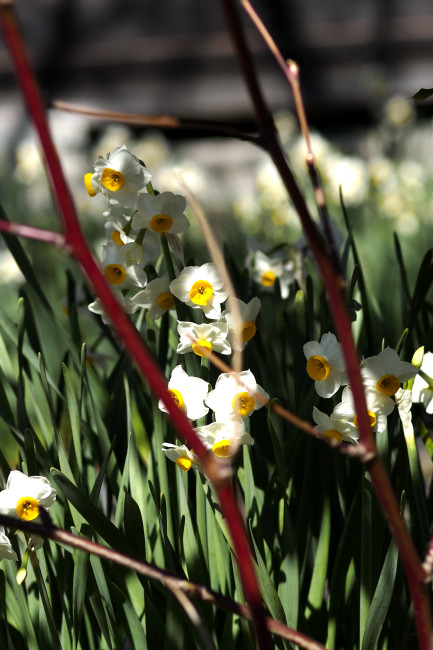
left=312, top=407, right=359, bottom=444
left=176, top=321, right=231, bottom=357
left=101, top=241, right=147, bottom=290
left=205, top=370, right=269, bottom=422
left=132, top=191, right=190, bottom=235
left=91, top=145, right=151, bottom=208
left=88, top=293, right=139, bottom=325
left=221, top=297, right=261, bottom=351
left=361, top=347, right=418, bottom=398
left=248, top=251, right=295, bottom=299
left=0, top=471, right=56, bottom=523
left=411, top=351, right=433, bottom=413
left=332, top=385, right=394, bottom=434
left=169, top=264, right=228, bottom=319
left=159, top=365, right=209, bottom=421
left=303, top=332, right=347, bottom=398
left=194, top=418, right=254, bottom=458
left=132, top=275, right=175, bottom=319
left=162, top=443, right=202, bottom=472
left=0, top=528, right=17, bottom=561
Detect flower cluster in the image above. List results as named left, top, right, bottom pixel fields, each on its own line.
left=304, top=333, right=418, bottom=444
left=160, top=367, right=268, bottom=470
left=0, top=470, right=57, bottom=561
left=84, top=146, right=271, bottom=473
left=85, top=145, right=190, bottom=323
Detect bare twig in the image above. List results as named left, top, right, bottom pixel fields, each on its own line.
left=0, top=512, right=328, bottom=650
left=0, top=3, right=272, bottom=647
left=51, top=100, right=262, bottom=146
left=219, top=0, right=433, bottom=647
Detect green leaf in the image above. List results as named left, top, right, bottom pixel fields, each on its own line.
left=412, top=88, right=433, bottom=100
left=72, top=524, right=92, bottom=647
left=362, top=538, right=398, bottom=650
left=62, top=363, right=83, bottom=475
left=0, top=203, right=54, bottom=316
left=51, top=469, right=137, bottom=557
left=249, top=522, right=287, bottom=625
left=123, top=488, right=146, bottom=559
left=110, top=581, right=148, bottom=649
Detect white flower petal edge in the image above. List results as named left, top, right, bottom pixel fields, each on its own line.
left=0, top=528, right=17, bottom=561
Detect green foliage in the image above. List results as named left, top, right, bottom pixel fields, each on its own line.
left=0, top=203, right=431, bottom=649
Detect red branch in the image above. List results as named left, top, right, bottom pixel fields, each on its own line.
left=220, top=0, right=433, bottom=647
left=0, top=2, right=272, bottom=648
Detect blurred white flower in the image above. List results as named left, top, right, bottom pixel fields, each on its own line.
left=176, top=321, right=231, bottom=356
left=326, top=155, right=368, bottom=206
left=88, top=294, right=139, bottom=325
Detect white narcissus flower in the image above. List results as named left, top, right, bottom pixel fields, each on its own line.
left=303, top=332, right=347, bottom=398
left=0, top=527, right=17, bottom=561
left=132, top=275, right=175, bottom=320
left=159, top=365, right=209, bottom=421
left=248, top=251, right=295, bottom=299
left=101, top=240, right=147, bottom=290
left=177, top=321, right=231, bottom=357
left=88, top=294, right=139, bottom=325
left=169, top=264, right=228, bottom=319
left=0, top=470, right=56, bottom=522
left=162, top=443, right=202, bottom=472
left=361, top=347, right=418, bottom=398
left=412, top=351, right=433, bottom=414
left=194, top=418, right=254, bottom=458
left=205, top=370, right=269, bottom=422
left=332, top=385, right=395, bottom=434
left=221, top=297, right=261, bottom=351
left=312, top=407, right=359, bottom=445
left=132, top=191, right=190, bottom=235
left=89, top=145, right=151, bottom=208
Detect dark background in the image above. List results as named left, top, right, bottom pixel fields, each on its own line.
left=2, top=0, right=433, bottom=129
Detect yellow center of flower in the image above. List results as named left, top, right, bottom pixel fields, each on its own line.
left=212, top=439, right=233, bottom=458
left=168, top=389, right=184, bottom=409
left=192, top=339, right=213, bottom=357
left=324, top=429, right=343, bottom=444
left=376, top=373, right=400, bottom=397
left=104, top=264, right=126, bottom=286
left=189, top=280, right=214, bottom=306
left=16, top=496, right=40, bottom=521
left=149, top=214, right=174, bottom=233
left=232, top=392, right=255, bottom=416
left=175, top=457, right=192, bottom=472
left=306, top=355, right=330, bottom=381
left=111, top=230, right=124, bottom=246
left=156, top=292, right=175, bottom=311
left=261, top=270, right=276, bottom=287
left=100, top=167, right=125, bottom=192
left=84, top=172, right=97, bottom=197
left=354, top=410, right=377, bottom=429
left=241, top=321, right=257, bottom=343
